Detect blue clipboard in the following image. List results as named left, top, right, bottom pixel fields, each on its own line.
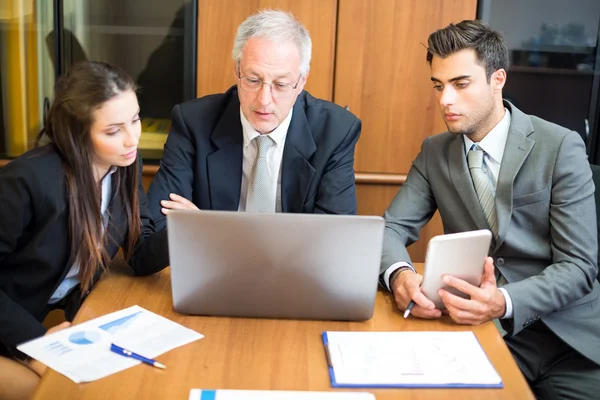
left=322, top=332, right=504, bottom=389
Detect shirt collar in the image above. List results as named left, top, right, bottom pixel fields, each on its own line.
left=240, top=107, right=293, bottom=148
left=463, top=108, right=511, bottom=164
left=100, top=166, right=117, bottom=216
left=98, top=165, right=118, bottom=184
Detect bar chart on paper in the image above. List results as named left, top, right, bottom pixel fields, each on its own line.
left=98, top=311, right=142, bottom=334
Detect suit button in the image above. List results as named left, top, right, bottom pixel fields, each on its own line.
left=496, top=258, right=505, bottom=266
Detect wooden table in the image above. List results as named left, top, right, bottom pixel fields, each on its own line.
left=34, top=262, right=533, bottom=399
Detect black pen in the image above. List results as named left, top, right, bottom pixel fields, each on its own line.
left=404, top=300, right=415, bottom=318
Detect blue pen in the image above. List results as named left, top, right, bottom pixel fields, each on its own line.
left=110, top=343, right=167, bottom=369
left=404, top=300, right=415, bottom=318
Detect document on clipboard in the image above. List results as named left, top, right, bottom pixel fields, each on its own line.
left=322, top=331, right=503, bottom=389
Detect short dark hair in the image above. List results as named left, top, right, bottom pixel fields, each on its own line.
left=426, top=20, right=508, bottom=81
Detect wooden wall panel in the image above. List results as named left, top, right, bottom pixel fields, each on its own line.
left=356, top=184, right=400, bottom=217
left=196, top=0, right=337, bottom=100
left=337, top=0, right=477, bottom=261
left=142, top=165, right=159, bottom=192
left=334, top=0, right=477, bottom=174
left=356, top=183, right=442, bottom=263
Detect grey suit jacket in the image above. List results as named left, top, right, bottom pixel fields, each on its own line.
left=381, top=101, right=600, bottom=365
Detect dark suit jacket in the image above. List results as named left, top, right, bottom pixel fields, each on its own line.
left=381, top=101, right=600, bottom=365
left=0, top=146, right=168, bottom=359
left=147, top=86, right=361, bottom=230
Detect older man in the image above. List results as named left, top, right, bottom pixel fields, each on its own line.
left=148, top=9, right=360, bottom=228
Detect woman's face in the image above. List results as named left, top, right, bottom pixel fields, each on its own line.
left=89, top=90, right=141, bottom=180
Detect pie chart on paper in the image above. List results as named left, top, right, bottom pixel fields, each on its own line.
left=68, top=331, right=102, bottom=345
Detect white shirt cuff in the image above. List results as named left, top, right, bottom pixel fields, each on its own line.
left=383, top=262, right=416, bottom=291
left=498, top=288, right=513, bottom=319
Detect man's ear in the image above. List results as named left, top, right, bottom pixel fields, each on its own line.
left=491, top=68, right=507, bottom=93
left=297, top=71, right=309, bottom=92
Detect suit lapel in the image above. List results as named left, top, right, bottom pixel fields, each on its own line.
left=106, top=177, right=126, bottom=251
left=281, top=95, right=316, bottom=212
left=493, top=103, right=534, bottom=252
left=448, top=134, right=491, bottom=231
left=98, top=178, right=125, bottom=286
left=207, top=97, right=243, bottom=211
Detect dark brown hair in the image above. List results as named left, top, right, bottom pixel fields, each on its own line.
left=37, top=61, right=141, bottom=294
left=426, top=20, right=509, bottom=81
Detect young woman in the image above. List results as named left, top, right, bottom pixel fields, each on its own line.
left=0, top=61, right=169, bottom=399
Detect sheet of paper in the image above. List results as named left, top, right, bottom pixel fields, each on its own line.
left=189, top=389, right=375, bottom=400
left=17, top=305, right=203, bottom=383
left=325, top=331, right=502, bottom=387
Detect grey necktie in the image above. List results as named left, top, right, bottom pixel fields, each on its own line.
left=467, top=145, right=498, bottom=237
left=246, top=135, right=276, bottom=212
left=468, top=145, right=507, bottom=335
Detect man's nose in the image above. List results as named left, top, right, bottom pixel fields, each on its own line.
left=257, top=82, right=273, bottom=106
left=439, top=86, right=456, bottom=107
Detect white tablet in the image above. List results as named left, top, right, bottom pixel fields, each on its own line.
left=421, top=229, right=492, bottom=310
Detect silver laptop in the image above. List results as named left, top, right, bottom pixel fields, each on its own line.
left=167, top=210, right=384, bottom=321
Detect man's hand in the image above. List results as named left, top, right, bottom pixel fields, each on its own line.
left=439, top=256, right=506, bottom=325
left=26, top=321, right=71, bottom=376
left=392, top=270, right=442, bottom=319
left=160, top=193, right=200, bottom=215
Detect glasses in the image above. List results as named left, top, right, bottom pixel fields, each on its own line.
left=237, top=72, right=301, bottom=97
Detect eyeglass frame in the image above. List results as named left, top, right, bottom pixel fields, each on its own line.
left=237, top=70, right=303, bottom=97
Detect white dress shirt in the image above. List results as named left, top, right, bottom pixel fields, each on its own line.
left=238, top=107, right=293, bottom=212
left=385, top=108, right=514, bottom=319
left=463, top=108, right=511, bottom=197
left=48, top=166, right=117, bottom=304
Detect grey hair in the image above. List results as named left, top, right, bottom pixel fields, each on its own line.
left=232, top=9, right=312, bottom=76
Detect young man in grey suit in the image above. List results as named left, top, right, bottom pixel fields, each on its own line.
left=381, top=20, right=600, bottom=398
left=147, top=10, right=360, bottom=229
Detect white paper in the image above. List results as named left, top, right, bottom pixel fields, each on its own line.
left=325, top=331, right=502, bottom=387
left=189, top=389, right=375, bottom=400
left=17, top=305, right=203, bottom=383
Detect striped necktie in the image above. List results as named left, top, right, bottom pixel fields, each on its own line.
left=468, top=145, right=508, bottom=335
left=467, top=145, right=498, bottom=237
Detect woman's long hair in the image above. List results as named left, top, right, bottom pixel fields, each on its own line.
left=37, top=61, right=141, bottom=294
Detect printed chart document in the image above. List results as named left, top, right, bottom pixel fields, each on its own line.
left=189, top=389, right=375, bottom=400
left=323, top=331, right=503, bottom=388
left=18, top=305, right=203, bottom=383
